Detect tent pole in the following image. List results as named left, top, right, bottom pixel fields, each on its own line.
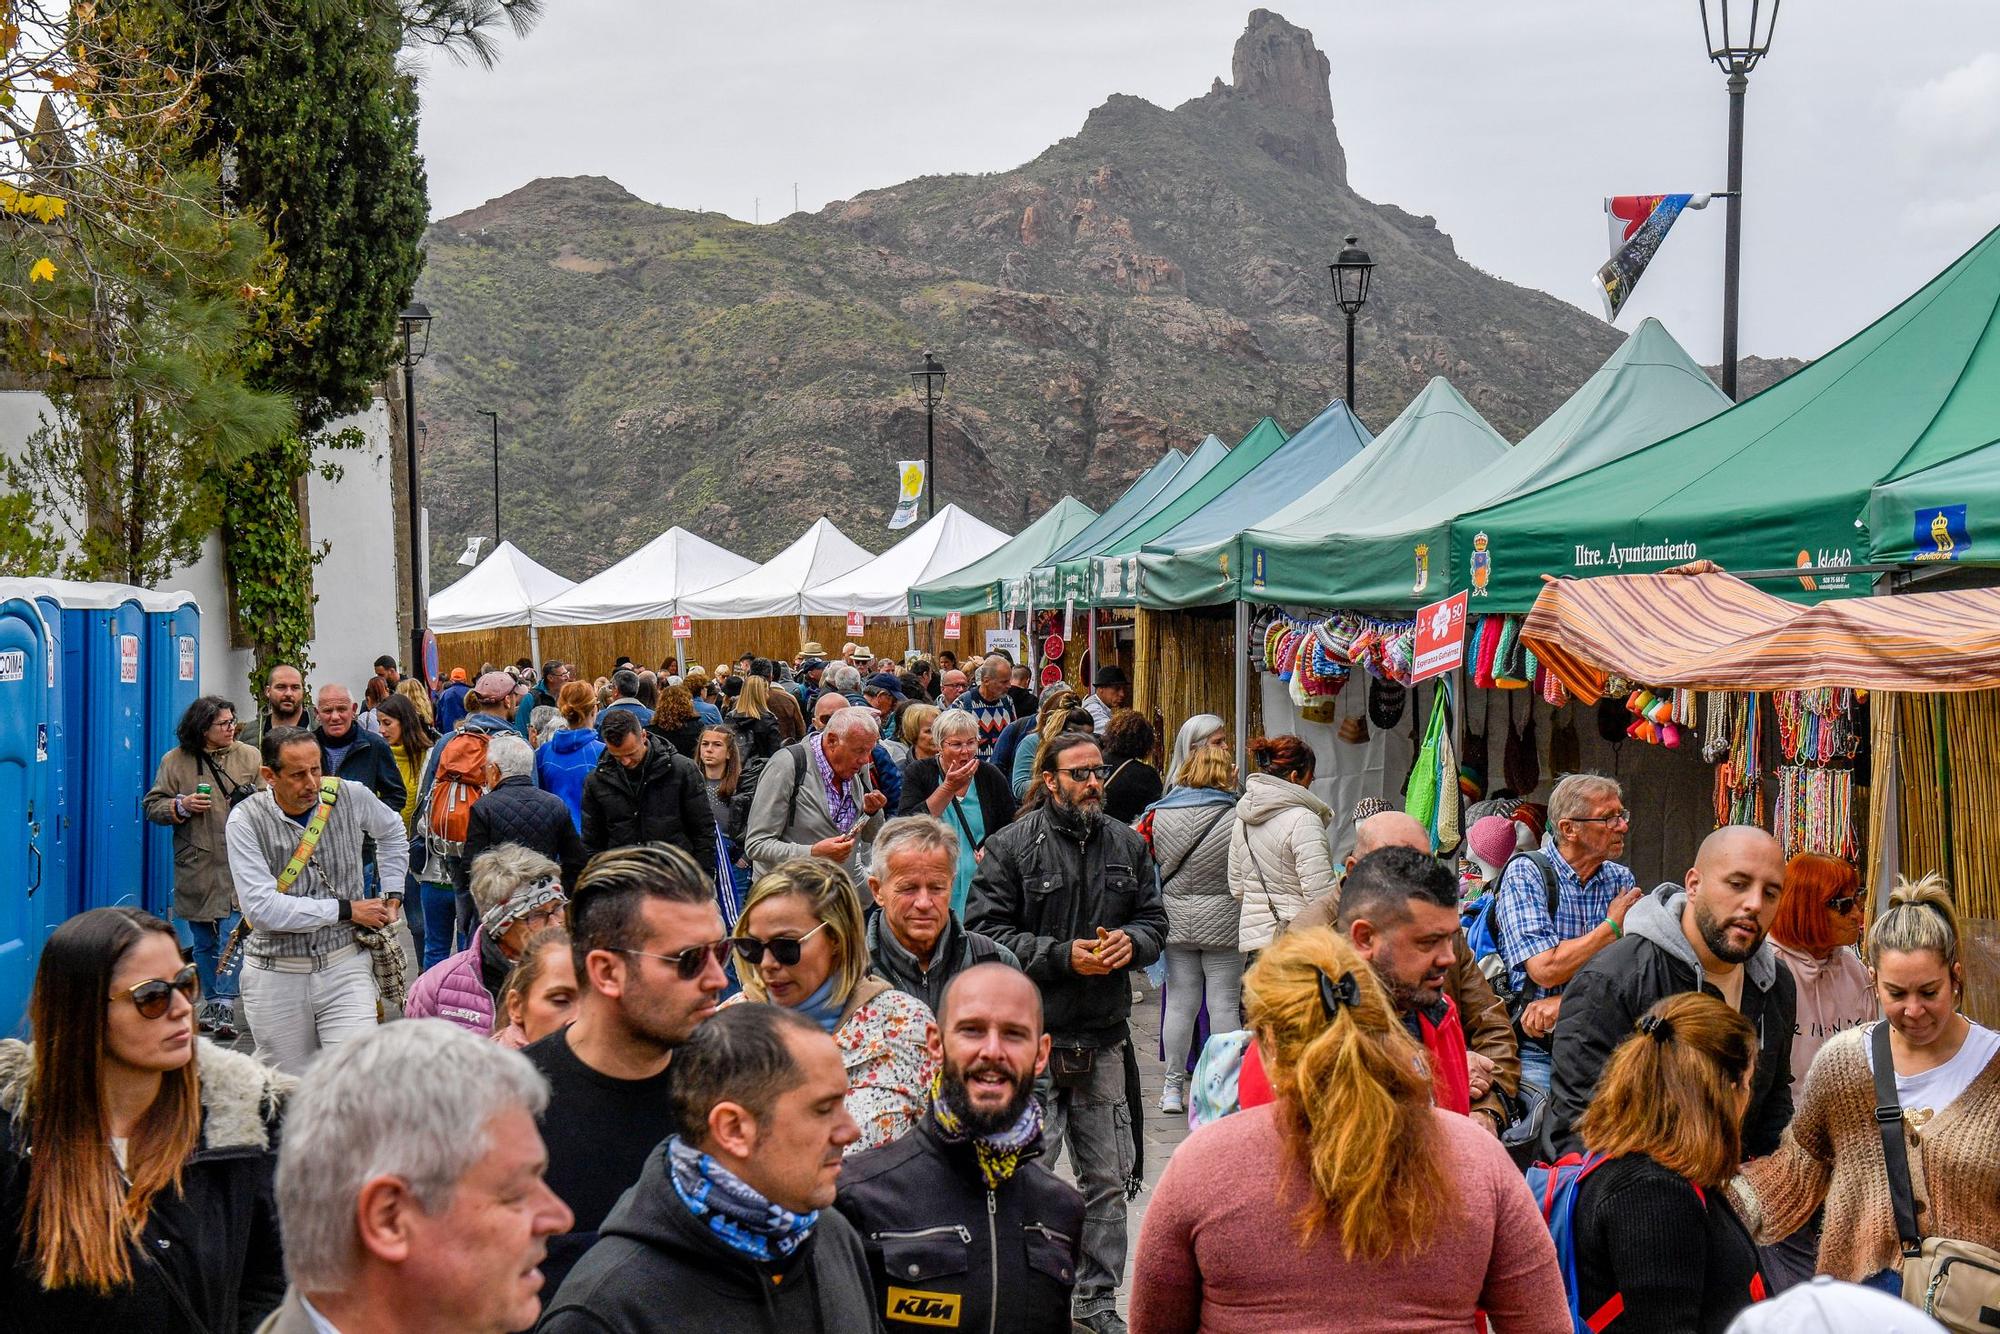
left=906, top=616, right=916, bottom=660
left=528, top=618, right=542, bottom=670
left=1087, top=606, right=1097, bottom=688
left=1233, top=600, right=1249, bottom=779
left=1026, top=588, right=1036, bottom=677
left=797, top=613, right=808, bottom=656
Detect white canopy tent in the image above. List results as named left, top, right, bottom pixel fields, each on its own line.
left=679, top=517, right=874, bottom=619
left=801, top=504, right=1010, bottom=628
left=536, top=527, right=755, bottom=626
left=427, top=540, right=575, bottom=662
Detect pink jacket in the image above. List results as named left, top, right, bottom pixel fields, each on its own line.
left=1773, top=941, right=1876, bottom=1084
left=404, top=945, right=496, bottom=1036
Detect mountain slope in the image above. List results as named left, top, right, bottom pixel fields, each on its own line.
left=415, top=10, right=1655, bottom=580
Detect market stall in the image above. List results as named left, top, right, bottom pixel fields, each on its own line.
left=675, top=517, right=876, bottom=667
left=430, top=541, right=576, bottom=674
left=533, top=526, right=756, bottom=675
left=801, top=504, right=1011, bottom=658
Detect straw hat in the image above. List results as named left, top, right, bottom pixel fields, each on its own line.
left=799, top=641, right=826, bottom=658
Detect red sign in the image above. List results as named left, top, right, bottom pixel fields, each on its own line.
left=1411, top=592, right=1470, bottom=684
left=671, top=614, right=692, bottom=640
left=943, top=612, right=961, bottom=641
left=846, top=610, right=865, bottom=638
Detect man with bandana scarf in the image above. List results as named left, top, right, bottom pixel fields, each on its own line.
left=966, top=732, right=1166, bottom=1334
left=836, top=963, right=1086, bottom=1333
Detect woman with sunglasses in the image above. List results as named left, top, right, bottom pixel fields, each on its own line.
left=405, top=844, right=568, bottom=1037
left=143, top=694, right=264, bottom=1040
left=0, top=907, right=291, bottom=1330
left=1769, top=853, right=1875, bottom=1086
left=729, top=857, right=939, bottom=1152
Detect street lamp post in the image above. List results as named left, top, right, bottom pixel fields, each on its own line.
left=1699, top=0, right=1781, bottom=401
left=1329, top=235, right=1375, bottom=412
left=909, top=352, right=946, bottom=518
left=398, top=302, right=433, bottom=682
left=478, top=409, right=500, bottom=549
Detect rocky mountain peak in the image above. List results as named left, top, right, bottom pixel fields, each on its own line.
left=1232, top=9, right=1335, bottom=124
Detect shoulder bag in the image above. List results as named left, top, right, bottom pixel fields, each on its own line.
left=1873, top=1019, right=2000, bottom=1332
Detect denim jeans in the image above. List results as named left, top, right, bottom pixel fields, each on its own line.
left=1040, top=1040, right=1133, bottom=1319
left=1518, top=1038, right=1554, bottom=1096
left=420, top=882, right=458, bottom=971
left=185, top=913, right=242, bottom=1001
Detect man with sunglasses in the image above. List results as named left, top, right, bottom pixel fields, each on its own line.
left=966, top=732, right=1166, bottom=1334
left=523, top=843, right=731, bottom=1303
left=1492, top=772, right=1644, bottom=1101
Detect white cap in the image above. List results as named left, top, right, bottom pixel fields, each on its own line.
left=1723, top=1276, right=1946, bottom=1334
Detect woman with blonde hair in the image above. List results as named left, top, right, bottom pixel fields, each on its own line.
left=1734, top=874, right=2000, bottom=1297
left=900, top=702, right=940, bottom=767
left=396, top=677, right=435, bottom=727
left=1572, top=992, right=1766, bottom=1331
left=728, top=673, right=782, bottom=761
left=1131, top=927, right=1566, bottom=1332
left=729, top=857, right=938, bottom=1152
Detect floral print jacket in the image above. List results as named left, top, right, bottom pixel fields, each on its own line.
left=835, top=979, right=940, bottom=1154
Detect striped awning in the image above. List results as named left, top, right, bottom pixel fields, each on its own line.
left=1522, top=565, right=2000, bottom=699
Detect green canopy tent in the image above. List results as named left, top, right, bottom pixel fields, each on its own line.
left=1030, top=434, right=1229, bottom=607
left=1868, top=440, right=2000, bottom=567
left=1135, top=379, right=1499, bottom=610
left=1249, top=318, right=1728, bottom=612
left=907, top=495, right=1099, bottom=616
left=1467, top=223, right=2000, bottom=609
left=1082, top=415, right=1296, bottom=604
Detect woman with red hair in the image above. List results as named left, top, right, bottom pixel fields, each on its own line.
left=1769, top=853, right=1875, bottom=1084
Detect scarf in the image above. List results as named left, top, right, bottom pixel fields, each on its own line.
left=667, top=1135, right=818, bottom=1262
left=795, top=974, right=843, bottom=1034
left=809, top=733, right=859, bottom=831
left=928, top=1070, right=1045, bottom=1191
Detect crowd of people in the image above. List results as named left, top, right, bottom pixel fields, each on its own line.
left=3, top=640, right=1986, bottom=1331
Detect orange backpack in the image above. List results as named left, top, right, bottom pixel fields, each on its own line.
left=425, top=730, right=493, bottom=860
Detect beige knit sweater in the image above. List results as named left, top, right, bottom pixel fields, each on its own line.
left=1730, top=1024, right=2000, bottom=1281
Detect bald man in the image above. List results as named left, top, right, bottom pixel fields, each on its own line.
left=1287, top=810, right=1520, bottom=1136
left=1546, top=824, right=1796, bottom=1156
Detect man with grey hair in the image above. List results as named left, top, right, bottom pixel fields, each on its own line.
left=823, top=661, right=865, bottom=706
left=261, top=1021, right=573, bottom=1334
left=745, top=705, right=887, bottom=888
left=866, top=815, right=1019, bottom=1013
left=459, top=731, right=587, bottom=893
left=313, top=682, right=406, bottom=813
left=949, top=654, right=1016, bottom=761
left=1493, top=771, right=1644, bottom=1099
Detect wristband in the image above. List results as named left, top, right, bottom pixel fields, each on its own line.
left=338, top=900, right=353, bottom=922
left=1605, top=916, right=1622, bottom=939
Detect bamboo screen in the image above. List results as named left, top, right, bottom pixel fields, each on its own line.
left=1133, top=606, right=1257, bottom=767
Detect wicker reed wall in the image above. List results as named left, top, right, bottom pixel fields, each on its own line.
left=1133, top=606, right=1256, bottom=767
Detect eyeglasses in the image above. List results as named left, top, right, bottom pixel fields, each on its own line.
left=111, top=964, right=200, bottom=1019
left=1569, top=810, right=1631, bottom=827
left=1826, top=896, right=1861, bottom=915
left=731, top=920, right=829, bottom=967
left=614, top=940, right=732, bottom=980
left=214, top=718, right=238, bottom=729
left=1058, top=765, right=1114, bottom=783
left=522, top=904, right=565, bottom=929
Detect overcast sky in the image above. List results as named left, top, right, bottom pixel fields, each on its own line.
left=414, top=1, right=2000, bottom=363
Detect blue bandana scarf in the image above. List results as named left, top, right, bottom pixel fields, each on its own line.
left=794, top=974, right=844, bottom=1033
left=667, top=1135, right=818, bottom=1263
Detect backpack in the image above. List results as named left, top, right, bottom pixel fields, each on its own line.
left=726, top=742, right=809, bottom=844
left=1524, top=1150, right=1616, bottom=1333
left=426, top=730, right=493, bottom=860
left=1461, top=850, right=1558, bottom=1017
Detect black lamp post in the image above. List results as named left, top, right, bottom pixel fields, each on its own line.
left=397, top=302, right=432, bottom=681
left=1329, top=235, right=1374, bottom=411
left=1699, top=0, right=1781, bottom=401
left=909, top=352, right=946, bottom=518
left=477, top=409, right=500, bottom=548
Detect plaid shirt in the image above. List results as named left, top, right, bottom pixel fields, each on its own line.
left=1494, top=845, right=1636, bottom=1000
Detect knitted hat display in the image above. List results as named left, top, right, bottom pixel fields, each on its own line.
left=1471, top=616, right=1503, bottom=689
left=1368, top=677, right=1406, bottom=729
left=1493, top=616, right=1529, bottom=689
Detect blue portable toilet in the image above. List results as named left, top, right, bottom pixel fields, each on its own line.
left=0, top=587, right=55, bottom=1033
left=142, top=591, right=201, bottom=920
left=78, top=590, right=149, bottom=914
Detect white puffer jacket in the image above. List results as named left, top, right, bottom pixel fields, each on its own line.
left=1229, top=772, right=1336, bottom=951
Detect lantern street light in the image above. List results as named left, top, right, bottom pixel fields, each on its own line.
left=1698, top=0, right=1781, bottom=401
left=478, top=409, right=501, bottom=549
left=397, top=301, right=432, bottom=681
left=1329, top=235, right=1374, bottom=413
left=909, top=352, right=946, bottom=518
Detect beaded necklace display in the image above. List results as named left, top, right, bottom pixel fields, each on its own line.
left=1712, top=692, right=1764, bottom=826
left=1770, top=688, right=1860, bottom=857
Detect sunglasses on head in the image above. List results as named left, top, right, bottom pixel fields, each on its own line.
left=1826, top=895, right=1861, bottom=915
left=732, top=919, right=829, bottom=967
left=614, top=939, right=732, bottom=980
left=112, top=963, right=200, bottom=1019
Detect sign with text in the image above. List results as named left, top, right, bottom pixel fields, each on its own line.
left=984, top=628, right=1022, bottom=662
left=1411, top=592, right=1470, bottom=684
left=943, top=612, right=961, bottom=640
left=671, top=614, right=692, bottom=640
left=846, top=610, right=866, bottom=638
left=119, top=634, right=140, bottom=685
left=178, top=635, right=197, bottom=682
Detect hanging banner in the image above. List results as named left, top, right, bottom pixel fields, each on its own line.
left=1595, top=193, right=1713, bottom=321
left=1411, top=591, right=1470, bottom=684
left=888, top=460, right=926, bottom=530
left=985, top=628, right=1022, bottom=662
left=846, top=609, right=866, bottom=638
left=672, top=614, right=693, bottom=640
left=457, top=535, right=486, bottom=567
left=943, top=612, right=962, bottom=640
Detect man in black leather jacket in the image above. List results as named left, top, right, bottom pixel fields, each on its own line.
left=965, top=731, right=1165, bottom=1334
left=835, top=964, right=1085, bottom=1334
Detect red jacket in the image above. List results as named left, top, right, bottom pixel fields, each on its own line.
left=1238, top=993, right=1472, bottom=1115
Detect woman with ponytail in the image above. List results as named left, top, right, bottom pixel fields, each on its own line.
left=1733, top=874, right=2000, bottom=1294
left=1131, top=927, right=1568, bottom=1333
left=1573, top=992, right=1766, bottom=1331
left=1230, top=734, right=1335, bottom=954
left=0, top=907, right=291, bottom=1329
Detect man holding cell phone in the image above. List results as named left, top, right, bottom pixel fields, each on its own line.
left=744, top=705, right=889, bottom=892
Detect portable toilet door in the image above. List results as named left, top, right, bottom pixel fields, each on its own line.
left=57, top=602, right=88, bottom=923
left=83, top=597, right=149, bottom=913
left=0, top=596, right=52, bottom=1034
left=142, top=596, right=201, bottom=920
left=30, top=596, right=71, bottom=943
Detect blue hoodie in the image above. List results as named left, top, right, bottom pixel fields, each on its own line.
left=538, top=726, right=606, bottom=833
